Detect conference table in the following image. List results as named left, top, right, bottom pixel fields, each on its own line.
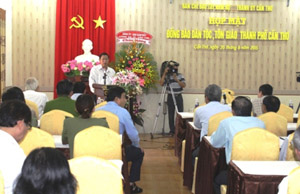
left=174, top=112, right=194, bottom=163
left=227, top=160, right=300, bottom=194
left=183, top=121, right=201, bottom=189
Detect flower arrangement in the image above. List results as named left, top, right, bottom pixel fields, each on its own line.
left=112, top=70, right=145, bottom=126
left=61, top=60, right=100, bottom=77
left=114, top=43, right=159, bottom=92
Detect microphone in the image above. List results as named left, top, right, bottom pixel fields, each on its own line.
left=103, top=72, right=107, bottom=85
left=223, top=93, right=227, bottom=104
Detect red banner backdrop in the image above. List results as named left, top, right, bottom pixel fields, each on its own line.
left=54, top=0, right=115, bottom=97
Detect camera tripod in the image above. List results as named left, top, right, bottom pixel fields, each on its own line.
left=150, top=79, right=178, bottom=139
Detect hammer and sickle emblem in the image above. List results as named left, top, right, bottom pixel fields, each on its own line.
left=69, top=15, right=85, bottom=29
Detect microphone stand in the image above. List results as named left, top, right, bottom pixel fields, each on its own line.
left=103, top=72, right=107, bottom=86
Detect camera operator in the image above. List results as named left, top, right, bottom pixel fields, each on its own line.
left=159, top=61, right=186, bottom=135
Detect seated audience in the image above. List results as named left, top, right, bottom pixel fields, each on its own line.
left=0, top=100, right=31, bottom=194
left=44, top=79, right=79, bottom=117
left=62, top=94, right=108, bottom=158
left=96, top=86, right=144, bottom=193
left=23, top=77, right=49, bottom=118
left=71, top=82, right=86, bottom=101
left=2, top=87, right=37, bottom=127
left=14, top=147, right=77, bottom=194
left=278, top=126, right=300, bottom=194
left=194, top=84, right=231, bottom=141
left=252, top=84, right=273, bottom=116
left=210, top=96, right=265, bottom=194
left=259, top=95, right=287, bottom=136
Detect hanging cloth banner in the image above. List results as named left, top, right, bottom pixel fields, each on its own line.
left=117, top=31, right=153, bottom=45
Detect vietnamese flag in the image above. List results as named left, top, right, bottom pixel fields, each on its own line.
left=54, top=0, right=115, bottom=97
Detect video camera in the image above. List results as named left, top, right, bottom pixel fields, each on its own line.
left=160, top=60, right=180, bottom=77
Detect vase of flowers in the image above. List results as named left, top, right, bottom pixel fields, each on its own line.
left=61, top=60, right=100, bottom=80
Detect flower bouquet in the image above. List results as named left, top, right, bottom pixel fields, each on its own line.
left=61, top=60, right=100, bottom=77
left=112, top=70, right=145, bottom=126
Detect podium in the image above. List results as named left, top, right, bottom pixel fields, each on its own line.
left=92, top=84, right=114, bottom=99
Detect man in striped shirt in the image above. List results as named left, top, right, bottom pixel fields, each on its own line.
left=159, top=61, right=186, bottom=135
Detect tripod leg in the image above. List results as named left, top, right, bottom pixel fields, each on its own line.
left=169, top=84, right=179, bottom=113
left=150, top=85, right=167, bottom=138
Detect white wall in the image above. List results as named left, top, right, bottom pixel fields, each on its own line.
left=0, top=0, right=12, bottom=86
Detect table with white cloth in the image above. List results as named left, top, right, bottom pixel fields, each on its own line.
left=175, top=112, right=194, bottom=164
left=287, top=122, right=297, bottom=135
left=183, top=121, right=201, bottom=189
left=227, top=160, right=300, bottom=194
left=293, top=113, right=298, bottom=123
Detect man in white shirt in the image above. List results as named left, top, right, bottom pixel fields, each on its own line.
left=89, top=52, right=115, bottom=93
left=252, top=84, right=273, bottom=116
left=23, top=77, right=49, bottom=118
left=278, top=126, right=300, bottom=194
left=0, top=100, right=32, bottom=194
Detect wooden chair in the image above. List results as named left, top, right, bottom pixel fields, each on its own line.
left=73, top=126, right=122, bottom=160
left=19, top=127, right=55, bottom=155
left=277, top=104, right=294, bottom=123
left=258, top=112, right=288, bottom=136
left=222, top=88, right=235, bottom=104
left=26, top=99, right=39, bottom=119
left=69, top=156, right=123, bottom=194
left=207, top=111, right=233, bottom=136
left=40, top=110, right=74, bottom=135
left=91, top=110, right=119, bottom=134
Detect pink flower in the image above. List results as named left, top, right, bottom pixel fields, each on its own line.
left=139, top=78, right=145, bottom=87
left=128, top=61, right=132, bottom=65
left=140, top=59, right=145, bottom=62
left=70, top=63, right=76, bottom=70
left=61, top=65, right=70, bottom=73
left=77, top=63, right=83, bottom=71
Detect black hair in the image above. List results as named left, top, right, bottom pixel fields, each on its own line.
left=2, top=87, right=25, bottom=102
left=73, top=82, right=86, bottom=93
left=56, top=79, right=73, bottom=96
left=99, top=52, right=109, bottom=59
left=14, top=148, right=77, bottom=194
left=0, top=100, right=31, bottom=127
left=106, top=86, right=126, bottom=102
left=232, top=96, right=252, bottom=116
left=263, top=95, right=281, bottom=112
left=75, top=94, right=95, bottom=119
left=204, top=84, right=222, bottom=102
left=259, top=84, right=273, bottom=96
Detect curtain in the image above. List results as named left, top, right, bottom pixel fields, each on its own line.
left=54, top=0, right=115, bottom=97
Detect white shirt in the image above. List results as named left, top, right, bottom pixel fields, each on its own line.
left=71, top=93, right=82, bottom=101
left=24, top=90, right=48, bottom=118
left=0, top=130, right=26, bottom=194
left=89, top=65, right=115, bottom=93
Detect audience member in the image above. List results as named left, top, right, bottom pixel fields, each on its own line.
left=62, top=94, right=109, bottom=158
left=261, top=95, right=281, bottom=113
left=71, top=82, right=86, bottom=101
left=278, top=126, right=300, bottom=194
left=44, top=79, right=79, bottom=117
left=97, top=86, right=144, bottom=193
left=194, top=84, right=231, bottom=141
left=89, top=52, right=115, bottom=93
left=2, top=87, right=37, bottom=127
left=252, top=84, right=273, bottom=116
left=13, top=147, right=77, bottom=194
left=210, top=96, right=265, bottom=194
left=23, top=77, right=49, bottom=118
left=0, top=100, right=31, bottom=194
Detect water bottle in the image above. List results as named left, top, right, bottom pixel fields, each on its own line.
left=195, top=98, right=199, bottom=108
left=289, top=100, right=294, bottom=110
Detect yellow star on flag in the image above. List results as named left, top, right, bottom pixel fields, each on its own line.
left=93, top=16, right=106, bottom=29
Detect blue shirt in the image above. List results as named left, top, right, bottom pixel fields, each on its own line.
left=210, top=116, right=265, bottom=164
left=97, top=101, right=140, bottom=147
left=194, top=101, right=231, bottom=141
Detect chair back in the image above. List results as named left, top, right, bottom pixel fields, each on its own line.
left=94, top=101, right=107, bottom=109
left=19, top=127, right=55, bottom=155
left=277, top=104, right=293, bottom=123
left=40, top=110, right=74, bottom=135
left=207, top=111, right=233, bottom=136
left=287, top=166, right=300, bottom=194
left=26, top=99, right=39, bottom=119
left=286, top=133, right=297, bottom=161
left=0, top=170, right=4, bottom=194
left=91, top=110, right=119, bottom=133
left=69, top=156, right=123, bottom=194
left=232, top=128, right=280, bottom=161
left=222, top=88, right=235, bottom=104
left=73, top=126, right=122, bottom=160
left=258, top=112, right=288, bottom=136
